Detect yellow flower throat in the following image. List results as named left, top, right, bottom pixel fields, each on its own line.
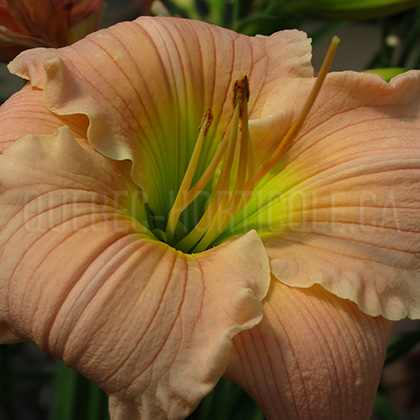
left=164, top=37, right=339, bottom=253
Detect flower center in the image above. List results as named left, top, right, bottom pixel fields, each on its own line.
left=153, top=36, right=339, bottom=253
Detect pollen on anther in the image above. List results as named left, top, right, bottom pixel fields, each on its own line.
left=199, top=108, right=213, bottom=136
left=231, top=75, right=250, bottom=110
left=240, top=75, right=250, bottom=102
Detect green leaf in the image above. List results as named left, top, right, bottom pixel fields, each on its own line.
left=385, top=325, right=420, bottom=366
left=50, top=360, right=77, bottom=420
left=374, top=392, right=400, bottom=420
left=49, top=360, right=109, bottom=420
left=306, top=0, right=420, bottom=20
left=206, top=0, right=228, bottom=27
left=188, top=378, right=265, bottom=420
left=397, top=6, right=420, bottom=66
left=364, top=67, right=409, bottom=81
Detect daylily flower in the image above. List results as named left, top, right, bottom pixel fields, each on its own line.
left=0, top=0, right=105, bottom=62
left=1, top=16, right=420, bottom=420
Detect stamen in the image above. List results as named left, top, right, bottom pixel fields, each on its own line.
left=169, top=37, right=338, bottom=253
left=175, top=104, right=240, bottom=251
left=182, top=129, right=229, bottom=212
left=165, top=108, right=213, bottom=241
left=193, top=76, right=250, bottom=252
left=232, top=76, right=250, bottom=197
left=244, top=36, right=340, bottom=190
left=198, top=108, right=213, bottom=136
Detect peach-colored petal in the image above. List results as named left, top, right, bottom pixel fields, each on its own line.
left=238, top=70, right=420, bottom=320
left=225, top=278, right=395, bottom=420
left=0, top=322, right=22, bottom=343
left=8, top=16, right=313, bottom=215
left=0, top=84, right=88, bottom=153
left=0, top=127, right=270, bottom=419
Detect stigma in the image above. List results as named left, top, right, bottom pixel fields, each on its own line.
left=164, top=37, right=340, bottom=253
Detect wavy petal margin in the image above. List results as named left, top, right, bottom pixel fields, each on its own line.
left=225, top=279, right=394, bottom=420
left=0, top=127, right=271, bottom=419
left=8, top=16, right=313, bottom=215
left=0, top=84, right=88, bottom=153
left=241, top=70, right=420, bottom=320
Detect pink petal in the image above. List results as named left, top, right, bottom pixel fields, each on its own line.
left=0, top=322, right=22, bottom=343
left=225, top=278, right=394, bottom=420
left=0, top=84, right=88, bottom=153
left=0, top=127, right=271, bottom=418
left=253, top=70, right=420, bottom=320
left=7, top=17, right=313, bottom=201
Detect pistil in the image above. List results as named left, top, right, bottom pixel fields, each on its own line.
left=244, top=36, right=340, bottom=190
left=165, top=109, right=213, bottom=242
left=175, top=104, right=240, bottom=251
left=164, top=37, right=339, bottom=252
left=192, top=76, right=251, bottom=252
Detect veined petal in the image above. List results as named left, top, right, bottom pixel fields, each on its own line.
left=0, top=127, right=270, bottom=419
left=0, top=322, right=22, bottom=343
left=237, top=70, right=420, bottom=320
left=225, top=278, right=394, bottom=420
left=0, top=84, right=88, bottom=153
left=0, top=126, right=141, bottom=322
left=8, top=16, right=313, bottom=216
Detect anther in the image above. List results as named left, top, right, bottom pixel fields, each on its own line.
left=171, top=37, right=338, bottom=252
left=165, top=108, right=213, bottom=241
left=192, top=76, right=252, bottom=252
left=198, top=108, right=213, bottom=136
